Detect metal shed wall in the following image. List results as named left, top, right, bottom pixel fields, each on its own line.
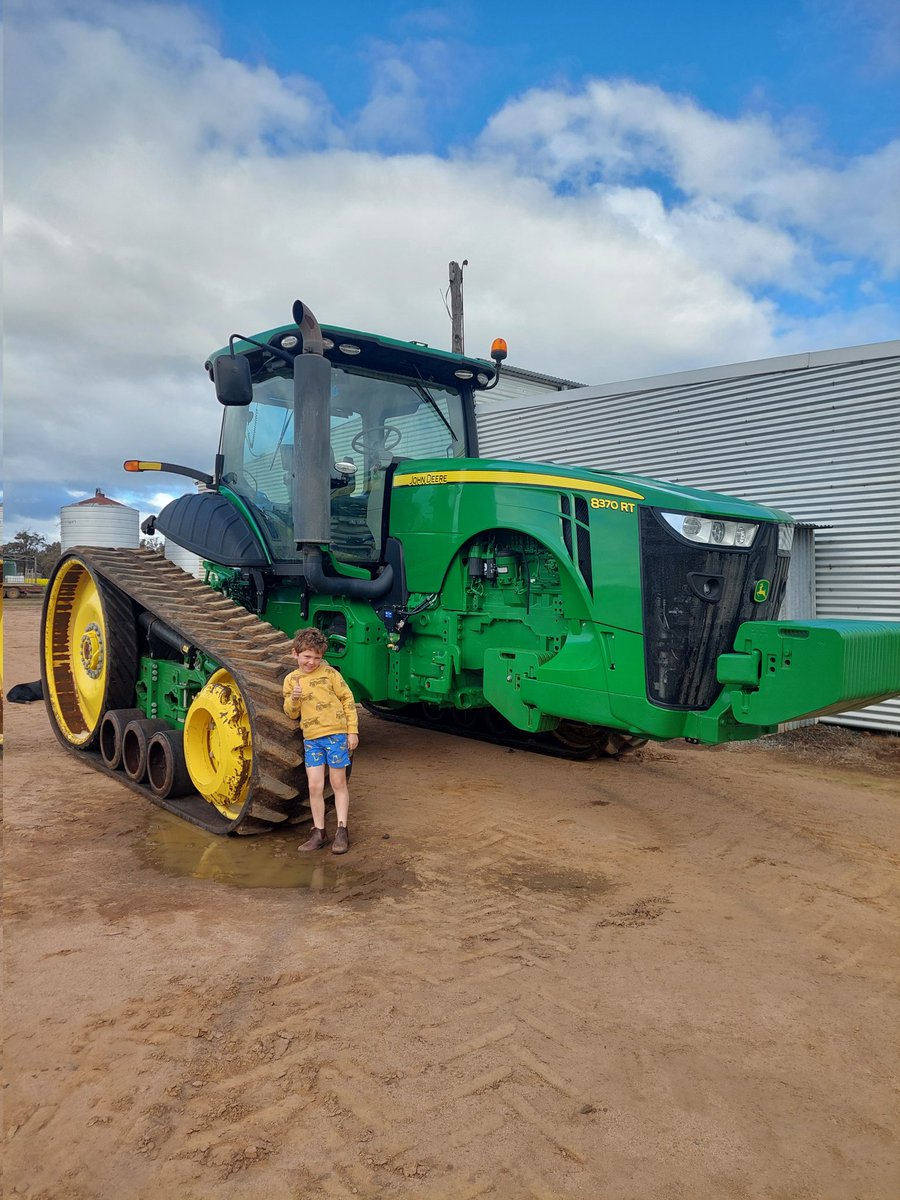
left=476, top=343, right=900, bottom=733
left=486, top=365, right=582, bottom=405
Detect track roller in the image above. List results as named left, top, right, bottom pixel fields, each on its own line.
left=99, top=707, right=145, bottom=770
left=122, top=718, right=170, bottom=783
left=147, top=729, right=194, bottom=799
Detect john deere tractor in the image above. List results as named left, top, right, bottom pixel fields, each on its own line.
left=41, top=300, right=900, bottom=833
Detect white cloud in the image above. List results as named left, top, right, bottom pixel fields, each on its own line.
left=4, top=2, right=898, bottom=528
left=479, top=78, right=900, bottom=278
left=350, top=55, right=430, bottom=151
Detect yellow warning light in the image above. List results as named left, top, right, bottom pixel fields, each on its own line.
left=490, top=338, right=508, bottom=363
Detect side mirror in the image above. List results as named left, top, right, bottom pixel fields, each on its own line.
left=213, top=354, right=253, bottom=406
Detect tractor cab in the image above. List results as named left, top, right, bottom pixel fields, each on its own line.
left=213, top=317, right=492, bottom=571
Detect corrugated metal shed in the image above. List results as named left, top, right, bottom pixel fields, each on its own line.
left=487, top=364, right=584, bottom=404
left=476, top=341, right=900, bottom=733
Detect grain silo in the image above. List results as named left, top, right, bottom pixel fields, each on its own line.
left=164, top=539, right=205, bottom=579
left=60, top=489, right=140, bottom=550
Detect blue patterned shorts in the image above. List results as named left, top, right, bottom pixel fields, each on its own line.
left=303, top=733, right=351, bottom=769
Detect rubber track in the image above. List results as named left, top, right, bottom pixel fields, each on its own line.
left=361, top=702, right=648, bottom=761
left=49, top=548, right=307, bottom=836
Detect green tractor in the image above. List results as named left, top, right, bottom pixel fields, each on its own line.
left=41, top=300, right=900, bottom=833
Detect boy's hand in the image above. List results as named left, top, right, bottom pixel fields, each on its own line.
left=348, top=733, right=359, bottom=752
left=291, top=683, right=302, bottom=700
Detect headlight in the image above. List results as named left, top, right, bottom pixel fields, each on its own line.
left=661, top=511, right=759, bottom=548
left=778, top=523, right=794, bottom=554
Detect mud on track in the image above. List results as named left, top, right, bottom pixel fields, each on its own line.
left=4, top=600, right=899, bottom=1199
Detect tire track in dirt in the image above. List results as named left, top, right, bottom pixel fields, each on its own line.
left=99, top=806, right=622, bottom=1197
left=632, top=756, right=900, bottom=1003
left=286, top=818, right=616, bottom=1195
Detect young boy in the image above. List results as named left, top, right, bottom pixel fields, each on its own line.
left=282, top=628, right=359, bottom=854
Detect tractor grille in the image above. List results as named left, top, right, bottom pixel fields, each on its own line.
left=640, top=508, right=790, bottom=710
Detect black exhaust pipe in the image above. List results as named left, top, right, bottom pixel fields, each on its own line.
left=292, top=350, right=333, bottom=546
left=292, top=302, right=393, bottom=601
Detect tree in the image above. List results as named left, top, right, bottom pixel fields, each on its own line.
left=2, top=530, right=48, bottom=559
left=2, top=530, right=61, bottom=578
left=36, top=541, right=62, bottom=578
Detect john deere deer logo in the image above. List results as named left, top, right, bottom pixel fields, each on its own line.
left=753, top=579, right=771, bottom=603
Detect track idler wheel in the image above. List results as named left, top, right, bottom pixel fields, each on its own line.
left=548, top=721, right=648, bottom=759
left=183, top=668, right=253, bottom=821
left=604, top=731, right=649, bottom=756
left=42, top=555, right=137, bottom=750
left=147, top=729, right=194, bottom=799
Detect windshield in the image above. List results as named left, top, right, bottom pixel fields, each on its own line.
left=219, top=362, right=467, bottom=562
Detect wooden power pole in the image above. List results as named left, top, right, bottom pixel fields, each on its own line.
left=449, top=259, right=468, bottom=354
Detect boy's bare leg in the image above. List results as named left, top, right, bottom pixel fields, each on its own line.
left=330, top=767, right=349, bottom=826
left=298, top=765, right=329, bottom=851
left=330, top=766, right=350, bottom=854
left=306, top=764, right=327, bottom=827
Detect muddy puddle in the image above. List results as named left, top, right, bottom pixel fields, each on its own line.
left=139, top=810, right=361, bottom=890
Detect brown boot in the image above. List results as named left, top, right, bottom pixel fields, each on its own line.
left=298, top=827, right=328, bottom=852
left=331, top=825, right=350, bottom=855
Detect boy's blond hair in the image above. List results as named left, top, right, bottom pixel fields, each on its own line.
left=291, top=627, right=329, bottom=655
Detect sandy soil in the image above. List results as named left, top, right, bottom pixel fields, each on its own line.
left=4, top=599, right=899, bottom=1200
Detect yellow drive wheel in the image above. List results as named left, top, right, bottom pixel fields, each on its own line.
left=183, top=668, right=253, bottom=820
left=42, top=556, right=137, bottom=749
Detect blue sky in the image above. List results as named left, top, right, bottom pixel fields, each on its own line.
left=4, top=0, right=899, bottom=538
left=208, top=0, right=899, bottom=155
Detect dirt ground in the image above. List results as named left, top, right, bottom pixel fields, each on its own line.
left=4, top=599, right=899, bottom=1200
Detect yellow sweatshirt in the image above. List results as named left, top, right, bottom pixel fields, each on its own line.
left=282, top=662, right=359, bottom=739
